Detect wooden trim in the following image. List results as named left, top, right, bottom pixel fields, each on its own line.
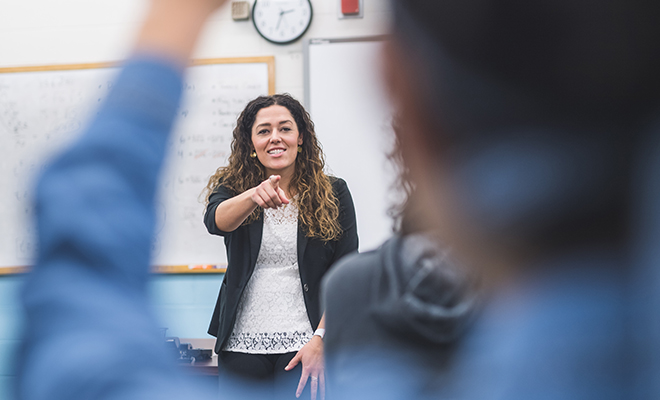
left=151, top=265, right=227, bottom=274
left=0, top=265, right=226, bottom=275
left=0, top=266, right=29, bottom=276
left=0, top=56, right=276, bottom=94
left=0, top=62, right=118, bottom=74
left=190, top=56, right=275, bottom=95
left=190, top=56, right=274, bottom=67
left=266, top=58, right=276, bottom=95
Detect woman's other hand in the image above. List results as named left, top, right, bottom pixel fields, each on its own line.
left=251, top=175, right=290, bottom=209
left=285, top=335, right=325, bottom=400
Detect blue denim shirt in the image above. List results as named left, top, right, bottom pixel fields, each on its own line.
left=15, top=57, right=221, bottom=400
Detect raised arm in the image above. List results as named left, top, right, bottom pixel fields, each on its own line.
left=135, top=0, right=224, bottom=67
left=17, top=1, right=227, bottom=400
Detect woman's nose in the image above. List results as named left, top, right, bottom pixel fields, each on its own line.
left=269, top=130, right=282, bottom=142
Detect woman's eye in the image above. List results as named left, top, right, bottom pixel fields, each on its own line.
left=282, top=127, right=291, bottom=131
left=258, top=129, right=269, bottom=135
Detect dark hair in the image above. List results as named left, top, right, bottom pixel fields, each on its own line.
left=393, top=0, right=660, bottom=129
left=203, top=94, right=342, bottom=241
left=386, top=116, right=420, bottom=235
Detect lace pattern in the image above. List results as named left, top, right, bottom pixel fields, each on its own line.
left=224, top=201, right=313, bottom=353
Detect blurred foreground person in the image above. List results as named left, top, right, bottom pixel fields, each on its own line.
left=323, top=1, right=660, bottom=399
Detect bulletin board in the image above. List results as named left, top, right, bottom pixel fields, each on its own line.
left=0, top=57, right=275, bottom=275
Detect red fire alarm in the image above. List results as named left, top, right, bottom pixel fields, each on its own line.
left=341, top=0, right=360, bottom=15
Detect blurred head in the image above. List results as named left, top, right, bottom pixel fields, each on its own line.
left=384, top=0, right=660, bottom=272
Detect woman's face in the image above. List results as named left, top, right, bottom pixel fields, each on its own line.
left=251, top=105, right=303, bottom=178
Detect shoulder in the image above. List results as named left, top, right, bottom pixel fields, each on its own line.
left=323, top=235, right=400, bottom=288
left=327, top=176, right=352, bottom=201
left=207, top=183, right=237, bottom=205
left=322, top=242, right=392, bottom=349
left=328, top=176, right=347, bottom=190
left=322, top=250, right=381, bottom=321
left=323, top=245, right=382, bottom=298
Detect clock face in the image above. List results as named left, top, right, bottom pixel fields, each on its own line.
left=252, top=0, right=313, bottom=45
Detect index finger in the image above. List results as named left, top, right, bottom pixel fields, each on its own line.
left=255, top=182, right=282, bottom=208
left=268, top=175, right=280, bottom=187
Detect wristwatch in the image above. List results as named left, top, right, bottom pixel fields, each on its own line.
left=313, top=328, right=325, bottom=340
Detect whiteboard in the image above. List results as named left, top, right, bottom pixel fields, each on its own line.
left=0, top=58, right=273, bottom=270
left=305, top=37, right=396, bottom=252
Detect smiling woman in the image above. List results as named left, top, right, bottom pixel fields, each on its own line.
left=201, top=94, right=358, bottom=400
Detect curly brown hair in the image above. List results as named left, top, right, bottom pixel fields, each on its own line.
left=203, top=94, right=342, bottom=241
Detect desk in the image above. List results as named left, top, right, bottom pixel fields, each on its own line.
left=179, top=338, right=217, bottom=376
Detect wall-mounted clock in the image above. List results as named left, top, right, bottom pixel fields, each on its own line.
left=252, top=0, right=313, bottom=45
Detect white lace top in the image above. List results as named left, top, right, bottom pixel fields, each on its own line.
left=223, top=201, right=313, bottom=353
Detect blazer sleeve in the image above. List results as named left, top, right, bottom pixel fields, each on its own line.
left=203, top=184, right=237, bottom=236
left=331, top=177, right=359, bottom=264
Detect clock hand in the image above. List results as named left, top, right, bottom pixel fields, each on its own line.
left=276, top=9, right=294, bottom=30
left=277, top=9, right=294, bottom=30
left=276, top=10, right=284, bottom=30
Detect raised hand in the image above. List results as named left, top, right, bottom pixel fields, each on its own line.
left=136, top=0, right=230, bottom=65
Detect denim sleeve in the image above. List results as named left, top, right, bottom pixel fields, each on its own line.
left=15, top=57, right=217, bottom=400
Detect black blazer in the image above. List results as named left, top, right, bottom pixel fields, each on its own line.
left=204, top=177, right=359, bottom=352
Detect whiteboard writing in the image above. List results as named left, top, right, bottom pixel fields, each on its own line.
left=0, top=60, right=272, bottom=268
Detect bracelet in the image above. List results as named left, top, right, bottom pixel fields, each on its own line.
left=313, top=328, right=326, bottom=340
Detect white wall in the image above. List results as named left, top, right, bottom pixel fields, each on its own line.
left=0, top=0, right=392, bottom=101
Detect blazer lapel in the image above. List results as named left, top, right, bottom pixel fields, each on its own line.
left=297, top=225, right=309, bottom=273
left=247, top=216, right=264, bottom=277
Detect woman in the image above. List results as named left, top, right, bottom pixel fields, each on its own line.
left=203, top=94, right=358, bottom=399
